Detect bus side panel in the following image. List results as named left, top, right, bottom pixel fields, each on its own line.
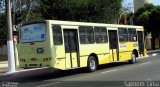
left=48, top=23, right=66, bottom=70
left=119, top=42, right=132, bottom=61
left=126, top=42, right=138, bottom=60
left=79, top=43, right=110, bottom=67
left=53, top=45, right=66, bottom=70
left=79, top=44, right=95, bottom=67
left=96, top=44, right=110, bottom=65
left=119, top=41, right=138, bottom=61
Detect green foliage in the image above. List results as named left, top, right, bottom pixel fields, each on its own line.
left=134, top=3, right=154, bottom=17
left=148, top=6, right=160, bottom=36
left=0, top=0, right=8, bottom=45
left=0, top=13, right=7, bottom=46
left=11, top=0, right=42, bottom=23
left=0, top=13, right=7, bottom=38
left=0, top=0, right=123, bottom=40
left=134, top=3, right=157, bottom=33
left=39, top=0, right=123, bottom=23
left=134, top=3, right=160, bottom=49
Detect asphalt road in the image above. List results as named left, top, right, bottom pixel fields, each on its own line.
left=0, top=55, right=160, bottom=87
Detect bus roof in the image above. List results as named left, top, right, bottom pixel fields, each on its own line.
left=47, top=20, right=143, bottom=29
left=22, top=20, right=46, bottom=26
left=22, top=20, right=144, bottom=29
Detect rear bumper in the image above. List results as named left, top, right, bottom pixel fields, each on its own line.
left=19, top=62, right=52, bottom=69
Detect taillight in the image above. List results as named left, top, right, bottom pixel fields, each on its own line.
left=43, top=58, right=50, bottom=62
left=31, top=58, right=37, bottom=61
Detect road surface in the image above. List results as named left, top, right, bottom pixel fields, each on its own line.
left=0, top=55, right=160, bottom=87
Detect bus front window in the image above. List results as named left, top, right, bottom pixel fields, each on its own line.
left=20, top=23, right=46, bottom=43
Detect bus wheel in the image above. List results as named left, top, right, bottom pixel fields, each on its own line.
left=129, top=52, right=137, bottom=64
left=87, top=56, right=97, bottom=72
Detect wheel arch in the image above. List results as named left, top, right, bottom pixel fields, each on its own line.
left=88, top=53, right=99, bottom=65
left=133, top=49, right=138, bottom=57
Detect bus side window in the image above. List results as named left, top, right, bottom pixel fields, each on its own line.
left=94, top=27, right=108, bottom=43
left=79, top=26, right=94, bottom=44
left=118, top=28, right=128, bottom=42
left=52, top=25, right=63, bottom=45
left=128, top=28, right=137, bottom=42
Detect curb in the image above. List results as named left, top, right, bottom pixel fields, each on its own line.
left=138, top=52, right=159, bottom=60
left=147, top=50, right=160, bottom=54
left=0, top=64, right=8, bottom=68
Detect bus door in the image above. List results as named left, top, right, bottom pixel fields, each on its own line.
left=63, top=29, right=79, bottom=68
left=137, top=31, right=144, bottom=56
left=108, top=30, right=119, bottom=62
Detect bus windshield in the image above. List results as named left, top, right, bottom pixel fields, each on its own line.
left=20, top=23, right=46, bottom=43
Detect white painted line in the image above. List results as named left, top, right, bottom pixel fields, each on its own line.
left=139, top=62, right=151, bottom=65
left=147, top=78, right=152, bottom=81
left=152, top=53, right=157, bottom=56
left=101, top=69, right=117, bottom=74
left=36, top=82, right=61, bottom=87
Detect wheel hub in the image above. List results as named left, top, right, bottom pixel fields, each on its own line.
left=90, top=59, right=96, bottom=70
left=132, top=54, right=136, bottom=62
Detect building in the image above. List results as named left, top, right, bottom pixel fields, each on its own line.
left=134, top=0, right=152, bottom=12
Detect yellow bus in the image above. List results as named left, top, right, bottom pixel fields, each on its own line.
left=17, top=20, right=147, bottom=72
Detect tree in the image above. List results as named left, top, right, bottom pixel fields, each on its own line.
left=20, top=0, right=42, bottom=22
left=148, top=6, right=160, bottom=36
left=0, top=0, right=42, bottom=36
left=134, top=3, right=160, bottom=49
left=134, top=3, right=154, bottom=33
left=0, top=13, right=7, bottom=46
left=118, top=0, right=134, bottom=25
left=148, top=6, right=160, bottom=49
left=39, top=0, right=123, bottom=23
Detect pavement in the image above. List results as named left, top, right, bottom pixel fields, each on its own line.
left=0, top=49, right=160, bottom=76
left=0, top=61, right=8, bottom=75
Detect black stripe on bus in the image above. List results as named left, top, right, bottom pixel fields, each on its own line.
left=80, top=53, right=109, bottom=57
left=56, top=57, right=65, bottom=59
left=119, top=51, right=132, bottom=53
left=97, top=53, right=110, bottom=55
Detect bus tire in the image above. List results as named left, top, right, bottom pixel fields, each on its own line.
left=87, top=56, right=98, bottom=72
left=129, top=52, right=137, bottom=64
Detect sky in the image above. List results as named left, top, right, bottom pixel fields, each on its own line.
left=123, top=0, right=160, bottom=12
left=152, top=0, right=160, bottom=5
left=123, top=0, right=160, bottom=6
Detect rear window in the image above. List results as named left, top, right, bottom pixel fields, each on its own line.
left=20, top=23, right=46, bottom=42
